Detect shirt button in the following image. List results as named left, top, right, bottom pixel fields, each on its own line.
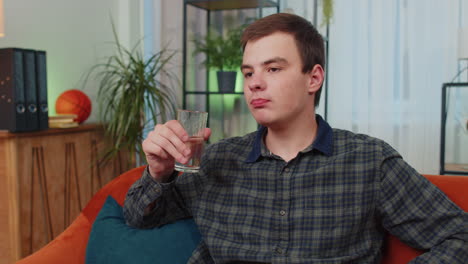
left=275, top=247, right=284, bottom=254
left=284, top=168, right=290, bottom=173
left=279, top=210, right=286, bottom=216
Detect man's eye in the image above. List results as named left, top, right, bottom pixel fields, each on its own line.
left=269, top=67, right=280, bottom=73
left=244, top=72, right=253, bottom=78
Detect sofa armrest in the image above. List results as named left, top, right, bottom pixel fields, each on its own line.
left=16, top=213, right=92, bottom=264
left=381, top=174, right=468, bottom=264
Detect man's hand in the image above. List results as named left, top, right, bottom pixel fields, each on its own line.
left=142, top=120, right=211, bottom=182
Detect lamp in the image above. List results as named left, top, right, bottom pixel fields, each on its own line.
left=0, top=0, right=4, bottom=37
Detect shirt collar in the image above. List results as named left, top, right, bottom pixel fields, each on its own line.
left=245, top=114, right=333, bottom=163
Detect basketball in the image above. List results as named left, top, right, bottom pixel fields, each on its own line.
left=55, top=89, right=92, bottom=123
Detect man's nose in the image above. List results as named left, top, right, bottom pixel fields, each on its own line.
left=247, top=74, right=266, bottom=91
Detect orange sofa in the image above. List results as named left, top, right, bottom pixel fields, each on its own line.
left=16, top=166, right=468, bottom=264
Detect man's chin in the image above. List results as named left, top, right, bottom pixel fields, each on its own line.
left=250, top=110, right=276, bottom=127
left=252, top=117, right=273, bottom=128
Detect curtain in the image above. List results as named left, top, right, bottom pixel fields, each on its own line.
left=285, top=0, right=467, bottom=174
left=276, top=0, right=465, bottom=174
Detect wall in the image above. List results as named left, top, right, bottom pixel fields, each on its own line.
left=0, top=0, right=142, bottom=122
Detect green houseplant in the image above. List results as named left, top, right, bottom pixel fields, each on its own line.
left=192, top=25, right=244, bottom=93
left=86, top=25, right=178, bottom=165
left=321, top=0, right=334, bottom=26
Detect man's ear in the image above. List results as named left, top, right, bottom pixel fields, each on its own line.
left=307, top=64, right=324, bottom=94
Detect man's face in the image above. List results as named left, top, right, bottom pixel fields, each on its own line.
left=241, top=32, right=323, bottom=129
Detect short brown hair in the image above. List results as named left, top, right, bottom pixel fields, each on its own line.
left=241, top=13, right=325, bottom=107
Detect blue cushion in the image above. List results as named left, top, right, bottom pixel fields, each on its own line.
left=85, top=196, right=201, bottom=264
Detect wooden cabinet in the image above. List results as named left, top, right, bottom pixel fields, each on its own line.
left=0, top=124, right=132, bottom=263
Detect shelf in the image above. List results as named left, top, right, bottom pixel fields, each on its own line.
left=0, top=123, right=102, bottom=138
left=182, top=1, right=280, bottom=142
left=445, top=163, right=468, bottom=173
left=440, top=82, right=468, bottom=175
left=186, top=0, right=279, bottom=11
left=186, top=91, right=244, bottom=95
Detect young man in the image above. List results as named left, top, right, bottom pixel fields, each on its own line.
left=124, top=13, right=467, bottom=263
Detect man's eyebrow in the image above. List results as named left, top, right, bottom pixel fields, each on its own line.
left=262, top=57, right=288, bottom=66
left=241, top=64, right=253, bottom=71
left=241, top=57, right=289, bottom=71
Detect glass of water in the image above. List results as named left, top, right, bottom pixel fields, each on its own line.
left=174, top=109, right=208, bottom=173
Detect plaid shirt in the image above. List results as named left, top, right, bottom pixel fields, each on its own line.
left=124, top=115, right=467, bottom=263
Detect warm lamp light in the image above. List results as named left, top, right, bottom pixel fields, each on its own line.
left=458, top=28, right=468, bottom=60
left=0, top=0, right=4, bottom=37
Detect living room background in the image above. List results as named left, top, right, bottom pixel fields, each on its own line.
left=148, top=0, right=467, bottom=175
left=1, top=0, right=466, bottom=175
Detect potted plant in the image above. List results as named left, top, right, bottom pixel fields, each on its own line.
left=192, top=24, right=245, bottom=93
left=321, top=0, right=334, bottom=26
left=85, top=24, right=178, bottom=165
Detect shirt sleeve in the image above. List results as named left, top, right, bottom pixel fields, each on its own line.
left=122, top=167, right=192, bottom=228
left=378, top=149, right=468, bottom=263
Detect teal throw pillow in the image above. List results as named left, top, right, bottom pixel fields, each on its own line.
left=85, top=196, right=201, bottom=264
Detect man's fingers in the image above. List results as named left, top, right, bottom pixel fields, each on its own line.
left=143, top=139, right=170, bottom=160
left=154, top=123, right=190, bottom=156
left=163, top=121, right=192, bottom=156
left=153, top=135, right=189, bottom=164
left=143, top=121, right=207, bottom=167
left=204, top=128, right=212, bottom=141
left=142, top=120, right=194, bottom=180
left=165, top=120, right=189, bottom=141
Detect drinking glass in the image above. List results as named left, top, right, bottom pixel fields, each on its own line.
left=174, top=109, right=208, bottom=173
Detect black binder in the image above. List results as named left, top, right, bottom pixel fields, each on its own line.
left=35, top=50, right=48, bottom=130
left=22, top=49, right=39, bottom=131
left=0, top=48, right=27, bottom=132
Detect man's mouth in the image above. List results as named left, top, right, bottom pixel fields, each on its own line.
left=251, top=99, right=270, bottom=108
